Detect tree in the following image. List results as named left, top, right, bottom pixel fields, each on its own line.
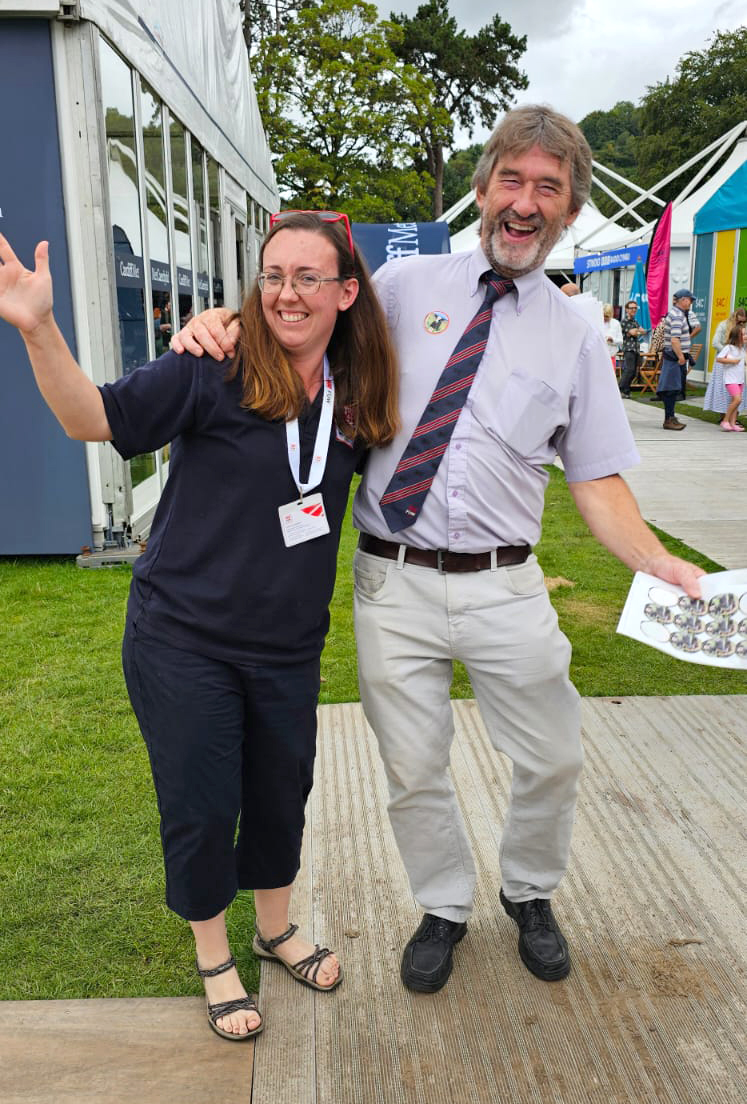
left=240, top=0, right=308, bottom=55
left=441, top=142, right=482, bottom=232
left=388, top=0, right=527, bottom=217
left=579, top=101, right=643, bottom=224
left=636, top=30, right=747, bottom=197
left=248, top=0, right=445, bottom=220
left=578, top=32, right=747, bottom=225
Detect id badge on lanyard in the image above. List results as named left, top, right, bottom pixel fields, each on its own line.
left=278, top=356, right=334, bottom=547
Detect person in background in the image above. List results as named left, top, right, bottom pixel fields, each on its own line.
left=658, top=289, right=702, bottom=431
left=602, top=303, right=623, bottom=370
left=0, top=213, right=398, bottom=1041
left=618, top=300, right=646, bottom=396
left=704, top=307, right=747, bottom=422
left=560, top=282, right=580, bottom=296
left=715, top=323, right=746, bottom=432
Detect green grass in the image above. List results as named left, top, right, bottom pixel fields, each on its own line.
left=628, top=381, right=740, bottom=430
left=1, top=470, right=744, bottom=1000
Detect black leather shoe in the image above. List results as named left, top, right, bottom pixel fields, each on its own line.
left=500, top=889, right=570, bottom=981
left=400, top=913, right=467, bottom=993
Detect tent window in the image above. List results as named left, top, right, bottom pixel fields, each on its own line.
left=192, top=141, right=209, bottom=315
left=169, top=119, right=193, bottom=328
left=208, top=157, right=223, bottom=307
left=140, top=79, right=172, bottom=359
left=99, top=37, right=155, bottom=490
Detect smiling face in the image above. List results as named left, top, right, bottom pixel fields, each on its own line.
left=476, top=145, right=579, bottom=279
left=259, top=228, right=358, bottom=367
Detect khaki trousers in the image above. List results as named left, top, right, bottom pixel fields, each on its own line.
left=353, top=548, right=583, bottom=922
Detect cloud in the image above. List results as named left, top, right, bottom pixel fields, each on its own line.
left=378, top=1, right=746, bottom=144
left=483, top=0, right=585, bottom=42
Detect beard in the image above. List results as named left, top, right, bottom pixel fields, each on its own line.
left=481, top=207, right=569, bottom=279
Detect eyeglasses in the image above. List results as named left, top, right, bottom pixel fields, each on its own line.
left=257, top=272, right=345, bottom=295
left=269, top=209, right=355, bottom=257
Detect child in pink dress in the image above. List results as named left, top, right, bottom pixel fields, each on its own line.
left=716, top=324, right=746, bottom=431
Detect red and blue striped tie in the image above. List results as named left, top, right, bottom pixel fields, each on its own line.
left=380, top=273, right=515, bottom=532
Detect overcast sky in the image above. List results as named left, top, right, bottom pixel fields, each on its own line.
left=380, top=0, right=744, bottom=143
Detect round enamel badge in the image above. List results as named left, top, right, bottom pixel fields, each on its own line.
left=423, top=310, right=449, bottom=334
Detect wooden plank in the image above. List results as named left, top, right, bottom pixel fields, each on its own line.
left=0, top=997, right=254, bottom=1104
left=249, top=696, right=746, bottom=1104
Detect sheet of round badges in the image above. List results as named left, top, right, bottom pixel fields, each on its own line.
left=616, top=569, right=747, bottom=668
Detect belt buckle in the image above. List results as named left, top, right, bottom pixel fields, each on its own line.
left=436, top=548, right=445, bottom=574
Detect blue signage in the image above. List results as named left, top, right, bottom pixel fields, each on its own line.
left=114, top=248, right=145, bottom=288
left=574, top=243, right=649, bottom=274
left=150, top=259, right=171, bottom=290
left=351, top=222, right=450, bottom=273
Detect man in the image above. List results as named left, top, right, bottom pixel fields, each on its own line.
left=172, top=105, right=704, bottom=994
left=658, top=290, right=702, bottom=430
left=560, top=282, right=580, bottom=296
left=618, top=300, right=646, bottom=396
left=351, top=105, right=703, bottom=993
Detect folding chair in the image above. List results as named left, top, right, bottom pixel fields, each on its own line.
left=638, top=352, right=661, bottom=393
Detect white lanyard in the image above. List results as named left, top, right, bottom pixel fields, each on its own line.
left=285, top=355, right=334, bottom=500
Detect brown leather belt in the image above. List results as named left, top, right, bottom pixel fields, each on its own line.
left=358, top=533, right=531, bottom=573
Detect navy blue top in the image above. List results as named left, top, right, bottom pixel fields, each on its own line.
left=100, top=351, right=364, bottom=665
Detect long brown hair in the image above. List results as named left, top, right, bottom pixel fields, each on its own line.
left=226, top=213, right=399, bottom=447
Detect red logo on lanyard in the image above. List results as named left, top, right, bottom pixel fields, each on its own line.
left=302, top=503, right=325, bottom=518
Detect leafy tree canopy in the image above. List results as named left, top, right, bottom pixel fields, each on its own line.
left=441, top=142, right=482, bottom=233
left=579, top=29, right=747, bottom=222
left=636, top=29, right=747, bottom=192
left=389, top=0, right=527, bottom=216
left=247, top=0, right=445, bottom=220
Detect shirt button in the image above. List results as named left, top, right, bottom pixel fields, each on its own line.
left=451, top=490, right=459, bottom=497
left=453, top=531, right=461, bottom=539
left=455, top=443, right=462, bottom=450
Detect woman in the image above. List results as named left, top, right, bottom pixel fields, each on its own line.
left=0, top=213, right=398, bottom=1040
left=704, top=307, right=747, bottom=420
left=602, top=303, right=623, bottom=371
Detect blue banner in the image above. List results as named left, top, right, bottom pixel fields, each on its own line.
left=351, top=222, right=450, bottom=273
left=114, top=248, right=145, bottom=288
left=0, top=18, right=91, bottom=553
left=150, top=259, right=171, bottom=290
left=574, top=243, right=649, bottom=274
left=629, top=261, right=651, bottom=331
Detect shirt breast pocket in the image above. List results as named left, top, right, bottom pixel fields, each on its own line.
left=486, top=370, right=565, bottom=460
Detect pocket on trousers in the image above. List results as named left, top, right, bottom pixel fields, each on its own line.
left=353, top=550, right=390, bottom=599
left=503, top=557, right=546, bottom=597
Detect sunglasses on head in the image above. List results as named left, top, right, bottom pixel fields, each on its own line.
left=269, top=210, right=355, bottom=258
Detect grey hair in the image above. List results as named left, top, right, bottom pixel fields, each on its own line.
left=472, top=104, right=593, bottom=213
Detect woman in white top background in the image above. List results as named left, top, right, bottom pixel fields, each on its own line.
left=602, top=303, right=623, bottom=370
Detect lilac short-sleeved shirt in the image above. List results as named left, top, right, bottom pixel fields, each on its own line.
left=353, top=246, right=640, bottom=551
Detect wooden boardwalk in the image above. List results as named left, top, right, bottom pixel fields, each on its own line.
left=248, top=697, right=746, bottom=1104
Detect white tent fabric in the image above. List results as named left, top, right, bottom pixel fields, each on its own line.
left=449, top=200, right=635, bottom=272
left=581, top=138, right=747, bottom=252
left=80, top=0, right=278, bottom=211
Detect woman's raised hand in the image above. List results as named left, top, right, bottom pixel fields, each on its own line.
left=171, top=307, right=239, bottom=360
left=0, top=236, right=54, bottom=336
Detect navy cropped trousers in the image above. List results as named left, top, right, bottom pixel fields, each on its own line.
left=122, top=623, right=320, bottom=921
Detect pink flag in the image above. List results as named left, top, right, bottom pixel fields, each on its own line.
left=645, top=203, right=672, bottom=327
